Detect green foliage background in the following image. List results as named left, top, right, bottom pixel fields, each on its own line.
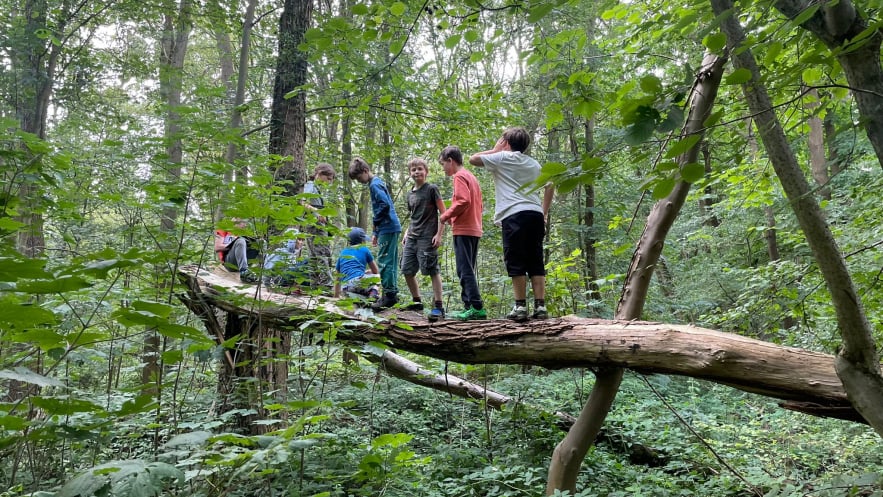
left=1, top=0, right=882, bottom=495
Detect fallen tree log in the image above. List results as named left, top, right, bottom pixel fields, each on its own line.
left=177, top=265, right=868, bottom=423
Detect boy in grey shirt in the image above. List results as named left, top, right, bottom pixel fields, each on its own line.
left=469, top=127, right=554, bottom=322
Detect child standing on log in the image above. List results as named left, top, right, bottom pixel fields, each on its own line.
left=401, top=157, right=446, bottom=322
left=348, top=157, right=402, bottom=310
left=469, top=127, right=554, bottom=322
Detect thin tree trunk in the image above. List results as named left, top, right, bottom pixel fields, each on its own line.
left=698, top=143, right=720, bottom=227
left=712, top=0, right=883, bottom=437
left=142, top=0, right=192, bottom=399
left=575, top=119, right=602, bottom=305
left=806, top=88, right=831, bottom=200
left=546, top=52, right=729, bottom=494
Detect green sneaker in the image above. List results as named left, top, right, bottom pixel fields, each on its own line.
left=452, top=307, right=487, bottom=321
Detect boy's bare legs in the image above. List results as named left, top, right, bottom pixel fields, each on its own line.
left=512, top=275, right=527, bottom=300
left=431, top=273, right=443, bottom=303
left=530, top=275, right=545, bottom=300
left=404, top=274, right=421, bottom=300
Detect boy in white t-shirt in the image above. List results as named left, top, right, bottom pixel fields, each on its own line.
left=469, top=127, right=554, bottom=322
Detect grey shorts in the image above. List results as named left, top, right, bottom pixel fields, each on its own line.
left=401, top=236, right=440, bottom=276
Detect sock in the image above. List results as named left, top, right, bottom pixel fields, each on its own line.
left=515, top=299, right=526, bottom=308
left=412, top=296, right=422, bottom=303
left=473, top=302, right=484, bottom=310
left=434, top=300, right=443, bottom=309
left=534, top=298, right=545, bottom=308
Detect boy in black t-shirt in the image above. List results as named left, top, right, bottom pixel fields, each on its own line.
left=401, top=158, right=446, bottom=321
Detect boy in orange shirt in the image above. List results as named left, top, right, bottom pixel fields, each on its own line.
left=438, top=146, right=486, bottom=320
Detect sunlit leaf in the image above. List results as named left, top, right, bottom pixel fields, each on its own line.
left=389, top=2, right=406, bottom=16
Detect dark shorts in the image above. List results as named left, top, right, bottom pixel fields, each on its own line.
left=401, top=236, right=440, bottom=276
left=501, top=210, right=546, bottom=277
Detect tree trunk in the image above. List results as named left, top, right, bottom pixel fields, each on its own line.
left=774, top=0, right=883, bottom=171
left=142, top=0, right=192, bottom=399
left=712, top=0, right=883, bottom=438
left=805, top=88, right=831, bottom=200
left=545, top=52, right=729, bottom=495
left=575, top=119, right=602, bottom=305
left=268, top=0, right=312, bottom=195
left=698, top=143, right=720, bottom=227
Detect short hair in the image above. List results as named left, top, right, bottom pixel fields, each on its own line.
left=311, top=162, right=335, bottom=181
left=502, top=127, right=531, bottom=153
left=348, top=157, right=371, bottom=179
left=407, top=157, right=428, bottom=171
left=439, top=146, right=462, bottom=165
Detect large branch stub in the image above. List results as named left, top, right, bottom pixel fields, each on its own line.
left=177, top=265, right=867, bottom=422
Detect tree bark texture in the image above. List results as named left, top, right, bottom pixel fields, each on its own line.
left=773, top=0, right=883, bottom=171
left=268, top=0, right=312, bottom=195
left=711, top=0, right=883, bottom=437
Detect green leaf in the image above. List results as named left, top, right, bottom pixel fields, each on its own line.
left=763, top=41, right=783, bottom=66
left=0, top=217, right=25, bottom=231
left=162, top=431, right=212, bottom=448
left=132, top=301, right=174, bottom=318
left=651, top=176, right=677, bottom=199
left=541, top=162, right=567, bottom=175
left=557, top=177, right=581, bottom=195
left=703, top=32, right=727, bottom=53
left=680, top=162, right=706, bottom=183
left=574, top=99, right=599, bottom=119
left=58, top=460, right=183, bottom=497
left=704, top=110, right=724, bottom=128
left=639, top=75, right=662, bottom=94
left=32, top=396, right=105, bottom=415
left=0, top=415, right=29, bottom=430
left=0, top=367, right=65, bottom=387
left=0, top=257, right=51, bottom=281
left=788, top=3, right=819, bottom=27
left=725, top=68, right=752, bottom=84
left=625, top=118, right=656, bottom=146
left=444, top=34, right=461, bottom=49
left=665, top=135, right=702, bottom=158
left=17, top=276, right=92, bottom=294
left=351, top=3, right=369, bottom=15
left=115, top=395, right=157, bottom=417
left=658, top=106, right=685, bottom=132
left=389, top=2, right=406, bottom=16
left=9, top=329, right=65, bottom=351
left=526, top=4, right=554, bottom=23
left=0, top=299, right=57, bottom=327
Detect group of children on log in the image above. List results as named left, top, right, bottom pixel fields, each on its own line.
left=214, top=127, right=554, bottom=323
